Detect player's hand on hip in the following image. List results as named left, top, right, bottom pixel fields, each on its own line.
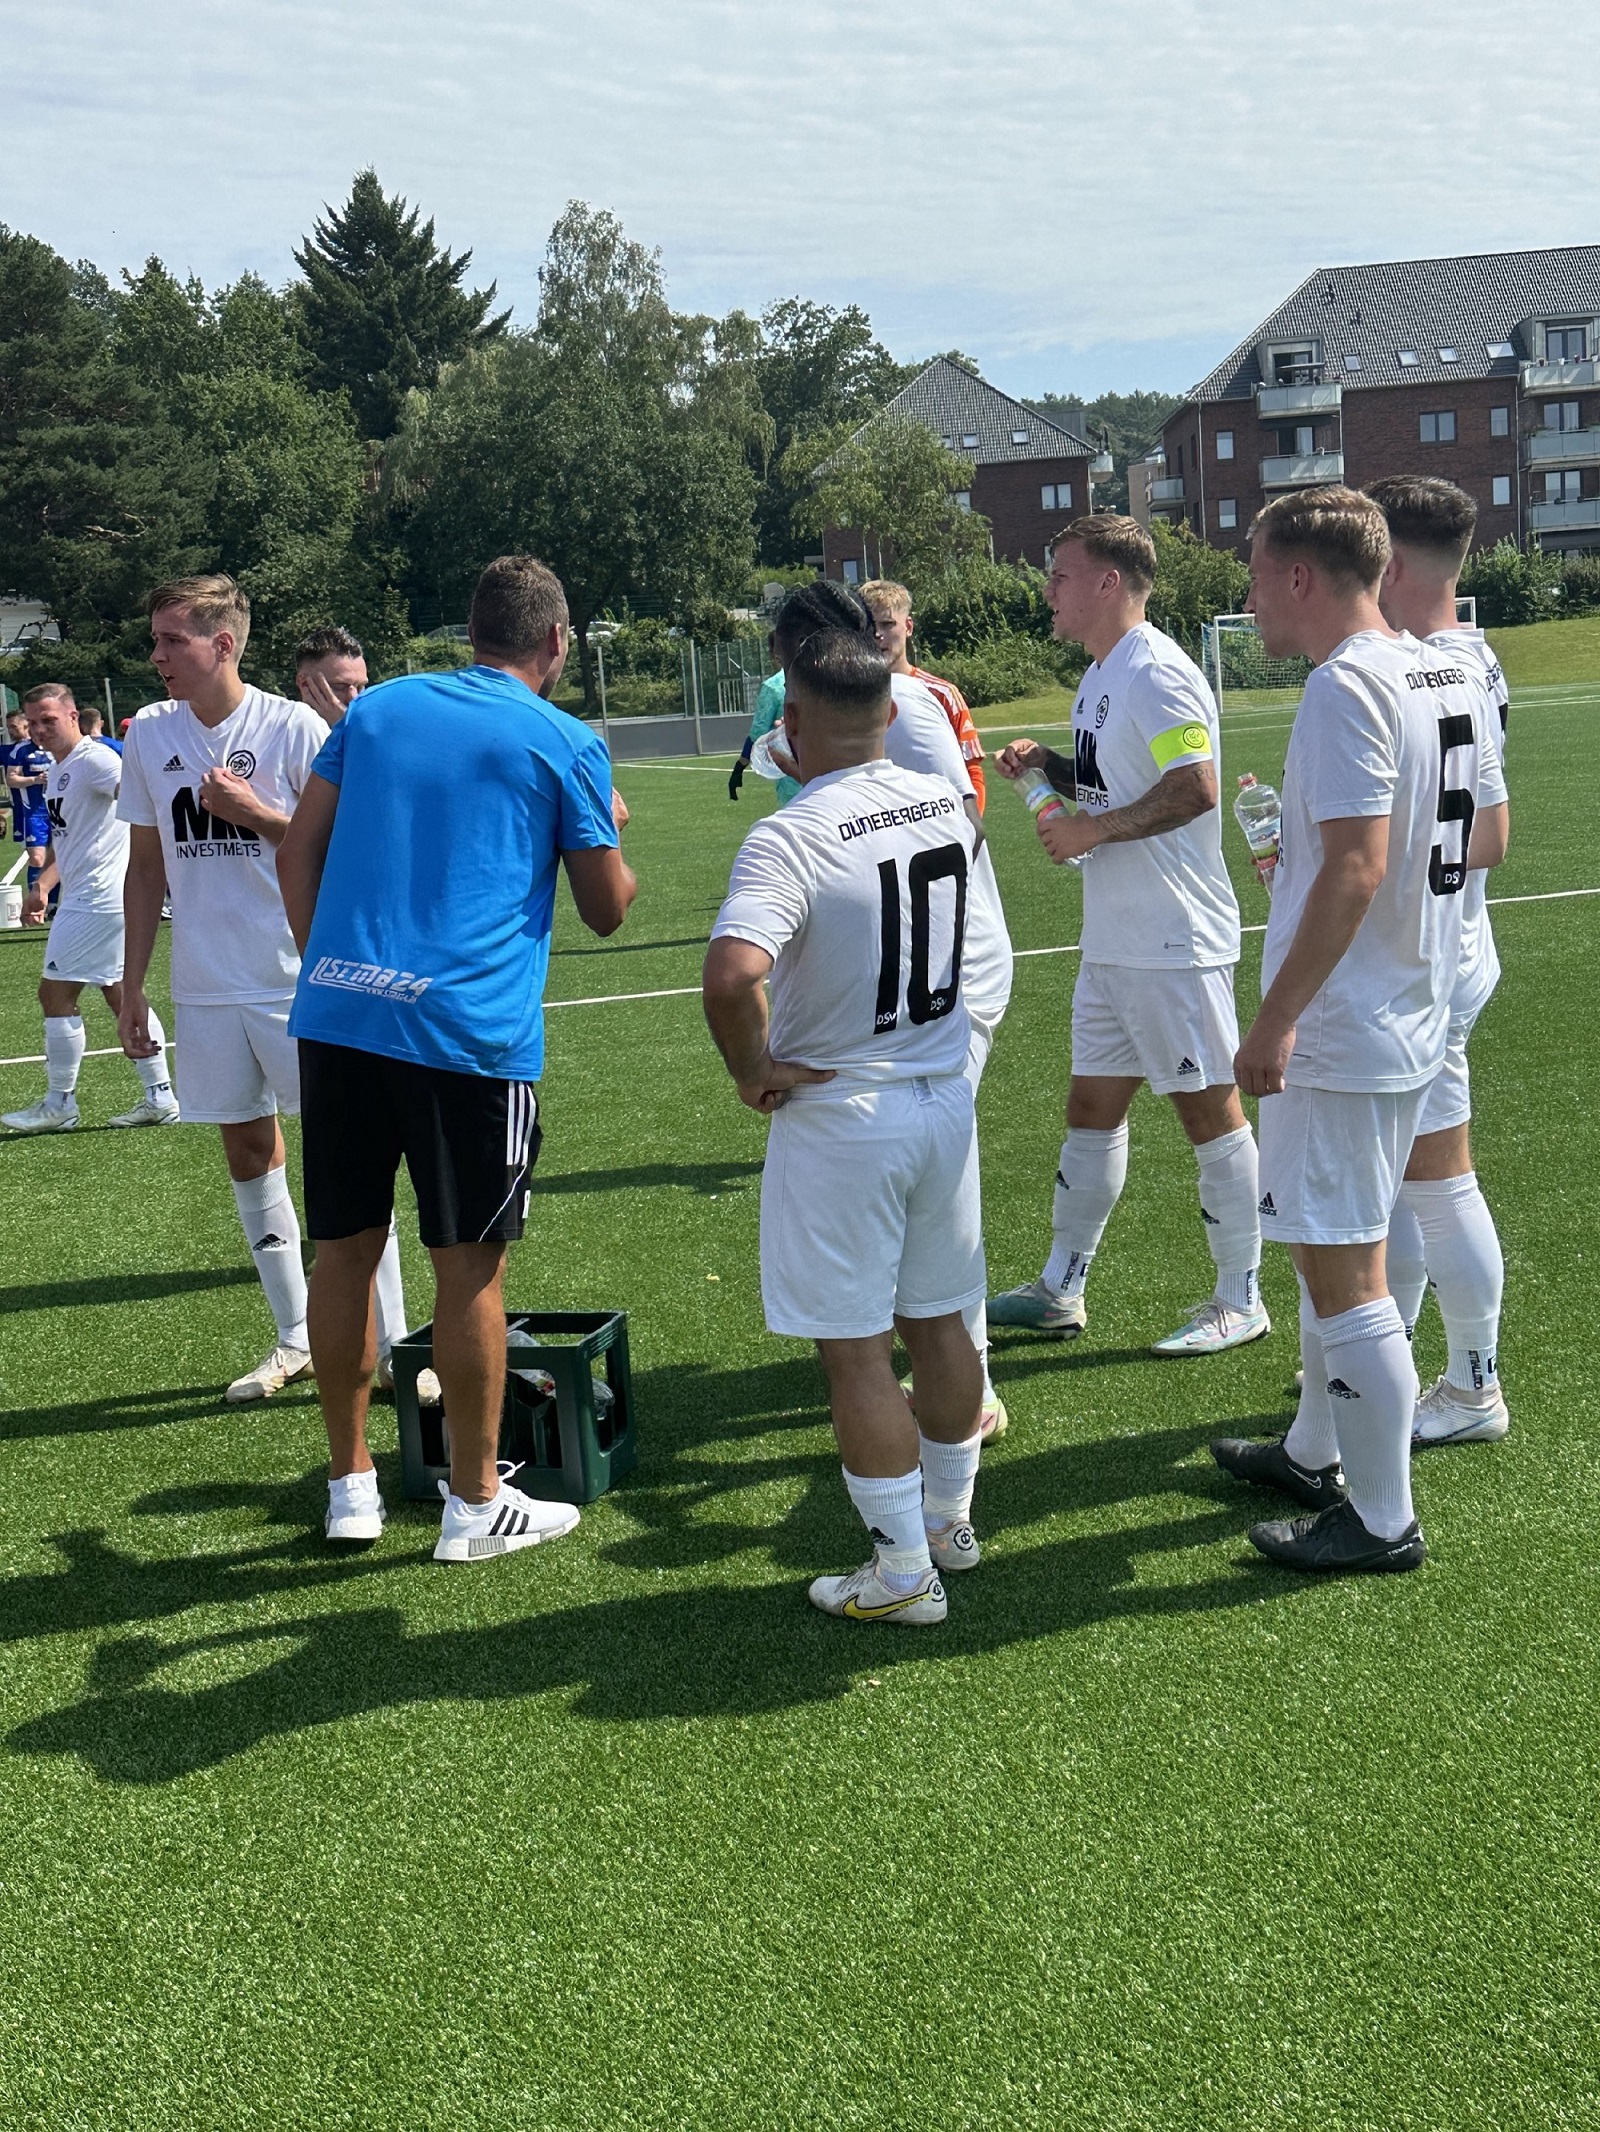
left=995, top=739, right=1045, bottom=779
left=198, top=765, right=259, bottom=827
left=1234, top=1015, right=1295, bottom=1098
left=735, top=1055, right=836, bottom=1114
left=1038, top=809, right=1096, bottom=864
left=118, top=987, right=160, bottom=1060
left=20, top=888, right=46, bottom=925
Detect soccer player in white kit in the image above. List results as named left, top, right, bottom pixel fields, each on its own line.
left=1366, top=478, right=1513, bottom=1446
left=117, top=575, right=415, bottom=1404
left=990, top=514, right=1264, bottom=1356
left=0, top=684, right=178, bottom=1133
left=1213, top=489, right=1506, bottom=1574
left=704, top=630, right=989, bottom=1626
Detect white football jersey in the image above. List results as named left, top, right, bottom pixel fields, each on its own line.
left=885, top=671, right=1013, bottom=1030
left=1426, top=627, right=1508, bottom=1023
left=44, top=738, right=127, bottom=913
left=1067, top=623, right=1240, bottom=969
left=1264, top=631, right=1507, bottom=1093
left=712, top=759, right=979, bottom=1085
left=118, top=688, right=327, bottom=1005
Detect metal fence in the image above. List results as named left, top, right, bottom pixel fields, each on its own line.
left=679, top=639, right=774, bottom=724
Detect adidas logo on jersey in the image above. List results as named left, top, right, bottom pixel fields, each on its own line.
left=1327, top=1378, right=1358, bottom=1400
left=162, top=754, right=184, bottom=772
left=1258, top=1192, right=1276, bottom=1216
left=1177, top=1056, right=1199, bottom=1075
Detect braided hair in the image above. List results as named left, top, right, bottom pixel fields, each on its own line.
left=771, top=580, right=875, bottom=665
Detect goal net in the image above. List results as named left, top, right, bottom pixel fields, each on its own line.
left=1204, top=598, right=1476, bottom=718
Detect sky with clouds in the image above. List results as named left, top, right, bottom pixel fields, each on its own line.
left=7, top=0, right=1596, bottom=400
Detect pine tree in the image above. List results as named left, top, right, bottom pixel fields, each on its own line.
left=293, top=170, right=509, bottom=440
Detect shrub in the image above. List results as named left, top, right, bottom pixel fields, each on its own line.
left=1557, top=554, right=1600, bottom=618
left=1459, top=539, right=1564, bottom=627
left=911, top=560, right=1053, bottom=656
left=929, top=631, right=1082, bottom=708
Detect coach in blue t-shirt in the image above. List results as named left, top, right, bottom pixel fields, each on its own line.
left=278, top=555, right=637, bottom=1561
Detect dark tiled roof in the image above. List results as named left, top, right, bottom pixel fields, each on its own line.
left=864, top=356, right=1096, bottom=461
left=1185, top=246, right=1600, bottom=402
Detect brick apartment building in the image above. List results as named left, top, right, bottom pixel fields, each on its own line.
left=822, top=357, right=1110, bottom=581
left=1151, top=247, right=1600, bottom=556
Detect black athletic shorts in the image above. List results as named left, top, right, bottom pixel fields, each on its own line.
left=300, top=1039, right=541, bottom=1249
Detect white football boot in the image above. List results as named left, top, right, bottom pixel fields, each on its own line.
left=108, top=1093, right=181, bottom=1128
left=987, top=1279, right=1087, bottom=1336
left=1151, top=1297, right=1271, bottom=1357
left=325, top=1471, right=386, bottom=1543
left=807, top=1556, right=947, bottom=1625
left=434, top=1464, right=579, bottom=1563
left=3, top=1093, right=79, bottom=1134
left=1412, top=1373, right=1511, bottom=1447
left=225, top=1345, right=315, bottom=1404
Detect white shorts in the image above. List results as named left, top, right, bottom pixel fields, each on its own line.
left=1072, top=960, right=1240, bottom=1094
left=1257, top=1083, right=1431, bottom=1246
left=174, top=1000, right=301, bottom=1125
left=760, top=1074, right=985, bottom=1341
left=40, top=905, right=123, bottom=988
left=1416, top=1007, right=1481, bottom=1136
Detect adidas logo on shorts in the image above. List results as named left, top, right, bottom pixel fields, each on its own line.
left=1327, top=1378, right=1358, bottom=1400
left=1258, top=1192, right=1276, bottom=1217
left=162, top=754, right=184, bottom=772
left=1177, top=1056, right=1199, bottom=1075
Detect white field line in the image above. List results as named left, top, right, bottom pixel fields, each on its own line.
left=2, top=886, right=1592, bottom=1068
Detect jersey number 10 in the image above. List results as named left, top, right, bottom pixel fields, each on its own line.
left=873, top=844, right=968, bottom=1033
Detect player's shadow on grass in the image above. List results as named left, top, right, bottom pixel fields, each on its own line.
left=8, top=1498, right=1306, bottom=1785
left=533, top=1159, right=763, bottom=1199
left=550, top=934, right=708, bottom=958
left=0, top=1265, right=257, bottom=1316
left=0, top=1375, right=316, bottom=1444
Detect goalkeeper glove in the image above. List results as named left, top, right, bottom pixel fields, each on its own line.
left=727, top=761, right=746, bottom=801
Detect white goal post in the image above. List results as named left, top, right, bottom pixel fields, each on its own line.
left=1204, top=598, right=1476, bottom=716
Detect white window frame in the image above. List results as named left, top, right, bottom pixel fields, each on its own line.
left=1492, top=476, right=1511, bottom=507
left=1217, top=498, right=1238, bottom=529
left=1490, top=405, right=1510, bottom=437
left=1216, top=429, right=1235, bottom=461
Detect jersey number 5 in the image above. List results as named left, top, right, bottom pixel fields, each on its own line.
left=874, top=845, right=968, bottom=1033
left=1428, top=713, right=1477, bottom=898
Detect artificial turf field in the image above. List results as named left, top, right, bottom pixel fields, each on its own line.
left=0, top=683, right=1594, bottom=2131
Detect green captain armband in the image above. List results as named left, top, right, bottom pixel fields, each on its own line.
left=1149, top=721, right=1214, bottom=771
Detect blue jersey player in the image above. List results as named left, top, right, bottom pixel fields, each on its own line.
left=3, top=708, right=52, bottom=906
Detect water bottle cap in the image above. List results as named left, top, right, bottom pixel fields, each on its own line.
left=1237, top=773, right=1256, bottom=788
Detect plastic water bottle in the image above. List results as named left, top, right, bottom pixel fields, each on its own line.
left=1234, top=774, right=1282, bottom=887
left=750, top=726, right=796, bottom=782
left=1013, top=764, right=1085, bottom=869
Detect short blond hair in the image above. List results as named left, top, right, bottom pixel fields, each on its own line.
left=1055, top=512, right=1156, bottom=594
left=858, top=578, right=912, bottom=620
left=145, top=573, right=252, bottom=653
left=1250, top=486, right=1391, bottom=590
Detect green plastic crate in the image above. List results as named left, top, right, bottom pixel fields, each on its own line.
left=390, top=1308, right=635, bottom=1506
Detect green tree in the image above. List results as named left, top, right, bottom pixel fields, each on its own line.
left=793, top=416, right=990, bottom=593
left=391, top=203, right=757, bottom=708
left=1146, top=518, right=1249, bottom=648
left=293, top=169, right=509, bottom=441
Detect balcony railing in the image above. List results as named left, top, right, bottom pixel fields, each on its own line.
left=1259, top=452, right=1344, bottom=489
left=1527, top=426, right=1600, bottom=466
left=1528, top=497, right=1600, bottom=531
left=1148, top=478, right=1185, bottom=501
left=1521, top=358, right=1600, bottom=393
left=1256, top=381, right=1343, bottom=418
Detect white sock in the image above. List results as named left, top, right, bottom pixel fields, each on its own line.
left=1319, top=1297, right=1418, bottom=1541
left=843, top=1466, right=931, bottom=1588
left=1042, top=1123, right=1128, bottom=1297
left=231, top=1164, right=309, bottom=1351
left=133, top=1006, right=173, bottom=1098
left=918, top=1429, right=982, bottom=1528
left=1401, top=1174, right=1504, bottom=1395
left=1385, top=1194, right=1429, bottom=1336
left=1195, top=1125, right=1261, bottom=1312
left=373, top=1217, right=408, bottom=1362
left=44, top=1015, right=85, bottom=1099
left=330, top=1467, right=379, bottom=1502
left=1283, top=1275, right=1339, bottom=1469
left=960, top=1296, right=994, bottom=1402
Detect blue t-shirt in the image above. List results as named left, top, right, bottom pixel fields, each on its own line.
left=4, top=740, right=50, bottom=823
left=289, top=665, right=618, bottom=1079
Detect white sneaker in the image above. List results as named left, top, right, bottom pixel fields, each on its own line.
left=807, top=1556, right=947, bottom=1625
left=375, top=1353, right=442, bottom=1404
left=1151, top=1298, right=1272, bottom=1357
left=927, top=1521, right=981, bottom=1574
left=1412, top=1374, right=1511, bottom=1448
left=325, top=1472, right=386, bottom=1542
left=108, top=1093, right=181, bottom=1128
left=434, top=1464, right=580, bottom=1562
left=225, top=1345, right=315, bottom=1404
left=3, top=1093, right=79, bottom=1134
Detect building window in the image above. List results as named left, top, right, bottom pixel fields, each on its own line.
left=1545, top=400, right=1582, bottom=432
left=1216, top=430, right=1235, bottom=460
left=1490, top=405, right=1510, bottom=437
left=1546, top=470, right=1581, bottom=503
left=960, top=433, right=980, bottom=449
left=1190, top=438, right=1197, bottom=469
left=1344, top=354, right=1362, bottom=372
left=1492, top=476, right=1511, bottom=506
left=952, top=490, right=972, bottom=513
left=1438, top=348, right=1458, bottom=363
left=1040, top=482, right=1072, bottom=512
left=1011, top=429, right=1029, bottom=445
left=1218, top=498, right=1238, bottom=529
left=841, top=558, right=860, bottom=585
left=1419, top=411, right=1457, bottom=443
left=1398, top=350, right=1419, bottom=366
left=1546, top=326, right=1588, bottom=361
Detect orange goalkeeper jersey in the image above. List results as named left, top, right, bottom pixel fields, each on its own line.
left=909, top=666, right=986, bottom=811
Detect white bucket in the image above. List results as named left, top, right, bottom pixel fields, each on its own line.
left=0, top=884, right=21, bottom=929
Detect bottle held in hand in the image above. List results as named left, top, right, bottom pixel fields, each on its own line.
left=1013, top=764, right=1084, bottom=869
left=1234, top=773, right=1282, bottom=889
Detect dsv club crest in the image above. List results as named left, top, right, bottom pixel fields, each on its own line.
left=226, top=750, right=257, bottom=777
left=1094, top=694, right=1111, bottom=729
